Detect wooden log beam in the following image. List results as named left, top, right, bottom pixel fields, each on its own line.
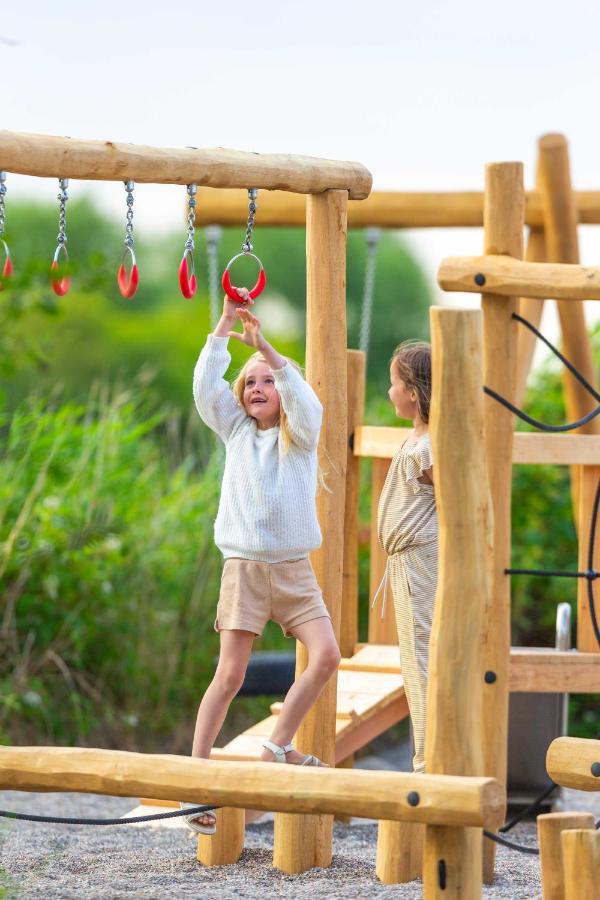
left=481, top=161, right=524, bottom=883
left=423, top=307, right=491, bottom=898
left=193, top=186, right=600, bottom=229
left=577, top=465, right=600, bottom=652
left=0, top=746, right=504, bottom=827
left=438, top=255, right=600, bottom=301
left=354, top=426, right=600, bottom=466
left=547, top=737, right=600, bottom=791
left=0, top=130, right=372, bottom=199
left=273, top=189, right=348, bottom=874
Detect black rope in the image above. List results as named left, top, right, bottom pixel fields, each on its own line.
left=500, top=782, right=558, bottom=833
left=506, top=567, right=599, bottom=580
left=512, top=313, right=600, bottom=404
left=0, top=804, right=218, bottom=826
left=483, top=385, right=600, bottom=433
left=484, top=829, right=540, bottom=855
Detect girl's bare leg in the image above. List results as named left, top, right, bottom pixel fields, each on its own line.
left=260, top=616, right=340, bottom=765
left=189, top=628, right=255, bottom=826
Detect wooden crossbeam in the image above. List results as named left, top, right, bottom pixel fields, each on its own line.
left=193, top=186, right=600, bottom=229
left=0, top=131, right=372, bottom=198
left=546, top=737, right=600, bottom=791
left=438, top=254, right=600, bottom=301
left=353, top=426, right=600, bottom=466
left=0, top=746, right=503, bottom=827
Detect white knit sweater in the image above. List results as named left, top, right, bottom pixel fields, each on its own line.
left=193, top=335, right=323, bottom=563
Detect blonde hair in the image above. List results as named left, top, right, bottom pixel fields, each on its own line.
left=232, top=352, right=329, bottom=492
left=391, top=340, right=432, bottom=424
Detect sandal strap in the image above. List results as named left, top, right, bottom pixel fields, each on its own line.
left=262, top=739, right=294, bottom=762
left=301, top=754, right=324, bottom=766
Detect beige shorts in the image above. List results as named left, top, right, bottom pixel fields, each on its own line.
left=215, top=557, right=330, bottom=637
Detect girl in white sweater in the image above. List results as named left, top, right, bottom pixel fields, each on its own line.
left=183, top=289, right=340, bottom=834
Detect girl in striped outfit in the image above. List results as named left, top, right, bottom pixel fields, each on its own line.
left=377, top=341, right=437, bottom=773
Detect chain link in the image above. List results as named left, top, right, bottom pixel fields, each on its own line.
left=56, top=178, right=69, bottom=247
left=0, top=172, right=7, bottom=238
left=358, top=227, right=382, bottom=355
left=185, top=184, right=197, bottom=252
left=124, top=180, right=135, bottom=250
left=206, top=225, right=223, bottom=329
left=241, top=188, right=258, bottom=253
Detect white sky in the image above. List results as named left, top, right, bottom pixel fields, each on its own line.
left=3, top=0, right=600, bottom=361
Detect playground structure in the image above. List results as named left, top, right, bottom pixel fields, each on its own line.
left=0, top=130, right=600, bottom=896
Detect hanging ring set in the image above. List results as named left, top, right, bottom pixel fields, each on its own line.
left=0, top=174, right=267, bottom=304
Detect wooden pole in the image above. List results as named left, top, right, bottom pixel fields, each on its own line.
left=193, top=186, right=600, bottom=229
left=0, top=746, right=505, bottom=825
left=562, top=829, right=600, bottom=900
left=341, top=350, right=366, bottom=658
left=537, top=133, right=600, bottom=523
left=376, top=820, right=424, bottom=884
left=0, top=130, right=372, bottom=198
left=577, top=465, right=600, bottom=651
left=272, top=189, right=348, bottom=874
left=423, top=307, right=491, bottom=899
left=367, top=458, right=396, bottom=644
left=480, top=161, right=524, bottom=882
left=515, top=145, right=548, bottom=409
left=547, top=737, right=600, bottom=791
left=538, top=812, right=596, bottom=900
left=197, top=807, right=245, bottom=866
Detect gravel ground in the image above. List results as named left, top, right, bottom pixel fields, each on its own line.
left=2, top=788, right=598, bottom=899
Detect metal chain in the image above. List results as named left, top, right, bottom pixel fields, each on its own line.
left=358, top=227, right=382, bottom=355
left=123, top=180, right=135, bottom=250
left=56, top=178, right=69, bottom=247
left=241, top=188, right=258, bottom=253
left=206, top=225, right=223, bottom=329
left=185, top=184, right=197, bottom=252
left=0, top=171, right=7, bottom=238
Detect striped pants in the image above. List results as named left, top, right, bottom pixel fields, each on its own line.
left=388, top=543, right=438, bottom=772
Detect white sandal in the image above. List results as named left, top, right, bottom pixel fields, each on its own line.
left=262, top=739, right=328, bottom=767
left=179, top=801, right=217, bottom=835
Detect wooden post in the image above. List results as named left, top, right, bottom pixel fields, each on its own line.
left=272, top=189, right=348, bottom=874
left=514, top=231, right=546, bottom=408
left=537, top=134, right=600, bottom=522
left=367, top=458, right=396, bottom=644
left=341, top=349, right=366, bottom=658
left=538, top=812, right=596, bottom=900
left=562, top=829, right=600, bottom=900
left=423, top=307, right=491, bottom=899
left=577, top=465, right=600, bottom=652
left=480, top=161, right=524, bottom=882
left=197, top=807, right=245, bottom=866
left=376, top=820, right=424, bottom=884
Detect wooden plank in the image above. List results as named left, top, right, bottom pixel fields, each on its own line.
left=0, top=130, right=372, bottom=198
left=438, top=253, right=600, bottom=301
left=340, top=644, right=402, bottom=673
left=509, top=649, right=600, bottom=692
left=193, top=185, right=600, bottom=230
left=355, top=427, right=600, bottom=466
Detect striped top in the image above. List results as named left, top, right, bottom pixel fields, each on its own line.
left=377, top=433, right=437, bottom=555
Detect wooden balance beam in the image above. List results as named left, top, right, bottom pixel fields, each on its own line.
left=546, top=737, right=600, bottom=791
left=0, top=745, right=503, bottom=828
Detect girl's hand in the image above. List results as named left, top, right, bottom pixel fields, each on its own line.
left=228, top=307, right=265, bottom=349
left=222, top=287, right=253, bottom=319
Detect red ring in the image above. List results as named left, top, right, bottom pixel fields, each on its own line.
left=118, top=262, right=139, bottom=299
left=179, top=254, right=197, bottom=300
left=222, top=266, right=267, bottom=302
left=50, top=259, right=71, bottom=297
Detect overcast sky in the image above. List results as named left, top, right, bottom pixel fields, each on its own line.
left=4, top=0, right=600, bottom=357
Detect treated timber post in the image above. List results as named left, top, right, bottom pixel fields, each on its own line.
left=368, top=459, right=395, bottom=643
left=514, top=226, right=546, bottom=408
left=561, top=829, right=600, bottom=900
left=341, top=349, right=366, bottom=658
left=197, top=807, right=245, bottom=866
left=537, top=134, right=600, bottom=520
left=537, top=812, right=596, bottom=900
left=272, top=189, right=348, bottom=874
left=577, top=464, right=600, bottom=652
left=422, top=307, right=491, bottom=899
left=481, top=161, right=524, bottom=882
